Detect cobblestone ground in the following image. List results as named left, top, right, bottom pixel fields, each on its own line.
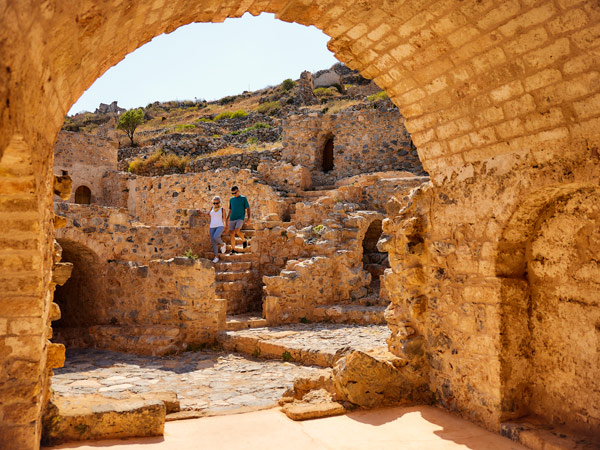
left=52, top=348, right=327, bottom=415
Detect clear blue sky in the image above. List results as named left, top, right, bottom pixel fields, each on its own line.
left=69, top=13, right=339, bottom=115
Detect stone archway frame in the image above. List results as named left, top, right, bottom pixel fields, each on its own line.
left=495, top=182, right=600, bottom=423
left=1, top=1, right=600, bottom=447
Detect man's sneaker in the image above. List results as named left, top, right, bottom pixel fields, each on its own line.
left=242, top=240, right=248, bottom=249
left=220, top=243, right=226, bottom=254
left=212, top=257, right=219, bottom=263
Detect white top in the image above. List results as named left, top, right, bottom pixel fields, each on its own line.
left=209, top=207, right=225, bottom=228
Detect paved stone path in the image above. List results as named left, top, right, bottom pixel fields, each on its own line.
left=219, top=323, right=391, bottom=367
left=52, top=348, right=327, bottom=416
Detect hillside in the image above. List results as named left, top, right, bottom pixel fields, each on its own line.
left=62, top=64, right=396, bottom=175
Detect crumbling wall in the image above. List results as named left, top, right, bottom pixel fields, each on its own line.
left=263, top=210, right=382, bottom=324
left=105, top=170, right=287, bottom=225
left=55, top=203, right=210, bottom=261
left=281, top=107, right=424, bottom=185
left=54, top=132, right=118, bottom=204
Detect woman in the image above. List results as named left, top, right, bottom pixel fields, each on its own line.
left=206, top=195, right=227, bottom=263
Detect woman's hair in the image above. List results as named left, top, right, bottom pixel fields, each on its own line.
left=212, top=195, right=221, bottom=203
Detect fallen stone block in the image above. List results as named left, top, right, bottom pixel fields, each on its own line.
left=282, top=389, right=346, bottom=421
left=42, top=395, right=165, bottom=446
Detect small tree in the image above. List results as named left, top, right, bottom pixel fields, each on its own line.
left=117, top=108, right=144, bottom=146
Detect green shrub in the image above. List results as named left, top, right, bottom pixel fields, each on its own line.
left=214, top=111, right=233, bottom=121
left=197, top=117, right=213, bottom=123
left=231, top=109, right=248, bottom=118
left=184, top=249, right=198, bottom=260
left=256, top=101, right=280, bottom=115
left=281, top=78, right=296, bottom=91
left=282, top=351, right=293, bottom=362
left=229, top=122, right=271, bottom=136
left=312, top=224, right=325, bottom=236
left=212, top=134, right=221, bottom=138
left=367, top=91, right=389, bottom=102
left=246, top=137, right=258, bottom=145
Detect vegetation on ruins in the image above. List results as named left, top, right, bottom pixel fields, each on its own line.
left=281, top=78, right=296, bottom=92
left=314, top=87, right=339, bottom=97
left=183, top=249, right=198, bottom=260
left=367, top=91, right=388, bottom=102
left=117, top=108, right=145, bottom=146
left=255, top=101, right=281, bottom=115
left=215, top=109, right=248, bottom=121
left=128, top=149, right=190, bottom=175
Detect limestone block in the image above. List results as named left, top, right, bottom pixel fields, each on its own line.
left=53, top=174, right=72, bottom=200
left=47, top=342, right=65, bottom=369
left=332, top=349, right=415, bottom=408
left=51, top=262, right=73, bottom=286
left=42, top=396, right=165, bottom=445
left=49, top=302, right=61, bottom=322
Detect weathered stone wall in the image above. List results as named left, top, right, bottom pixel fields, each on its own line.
left=121, top=170, right=287, bottom=226
left=281, top=107, right=424, bottom=185
left=54, top=255, right=224, bottom=355
left=54, top=131, right=118, bottom=204
left=381, top=150, right=600, bottom=432
left=263, top=209, right=382, bottom=324
left=54, top=203, right=210, bottom=262
left=186, top=148, right=282, bottom=173
left=1, top=0, right=600, bottom=447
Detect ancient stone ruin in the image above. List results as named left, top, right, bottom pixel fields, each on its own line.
left=1, top=1, right=599, bottom=449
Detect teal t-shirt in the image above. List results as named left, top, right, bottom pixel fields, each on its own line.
left=229, top=195, right=249, bottom=221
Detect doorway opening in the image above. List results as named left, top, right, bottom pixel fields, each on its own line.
left=74, top=186, right=92, bottom=204
left=322, top=137, right=334, bottom=172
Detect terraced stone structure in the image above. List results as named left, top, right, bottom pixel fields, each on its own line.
left=1, top=1, right=599, bottom=449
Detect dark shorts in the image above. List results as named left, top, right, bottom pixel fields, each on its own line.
left=229, top=219, right=244, bottom=230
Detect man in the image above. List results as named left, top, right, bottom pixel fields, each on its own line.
left=226, top=185, right=251, bottom=254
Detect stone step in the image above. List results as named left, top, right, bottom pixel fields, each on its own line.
left=42, top=395, right=165, bottom=446
left=312, top=304, right=387, bottom=325
left=225, top=313, right=268, bottom=331
left=215, top=281, right=246, bottom=292
left=216, top=270, right=253, bottom=282
left=214, top=261, right=253, bottom=271
left=218, top=323, right=390, bottom=368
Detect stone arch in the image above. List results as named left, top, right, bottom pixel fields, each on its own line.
left=1, top=0, right=600, bottom=446
left=497, top=185, right=600, bottom=433
left=74, top=185, right=92, bottom=204
left=53, top=239, right=106, bottom=348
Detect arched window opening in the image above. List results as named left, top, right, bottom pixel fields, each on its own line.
left=322, top=137, right=334, bottom=172
left=74, top=186, right=92, bottom=204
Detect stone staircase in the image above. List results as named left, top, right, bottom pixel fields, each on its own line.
left=205, top=226, right=262, bottom=316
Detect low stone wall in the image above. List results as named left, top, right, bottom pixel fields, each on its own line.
left=187, top=148, right=282, bottom=173
left=54, top=203, right=210, bottom=262
left=55, top=257, right=224, bottom=355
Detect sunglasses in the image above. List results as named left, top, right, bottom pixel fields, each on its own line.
left=213, top=202, right=220, bottom=205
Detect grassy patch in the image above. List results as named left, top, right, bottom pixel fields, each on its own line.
left=314, top=87, right=339, bottom=97
left=128, top=149, right=190, bottom=174
left=256, top=101, right=280, bottom=115
left=175, top=124, right=196, bottom=132
left=367, top=91, right=389, bottom=102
